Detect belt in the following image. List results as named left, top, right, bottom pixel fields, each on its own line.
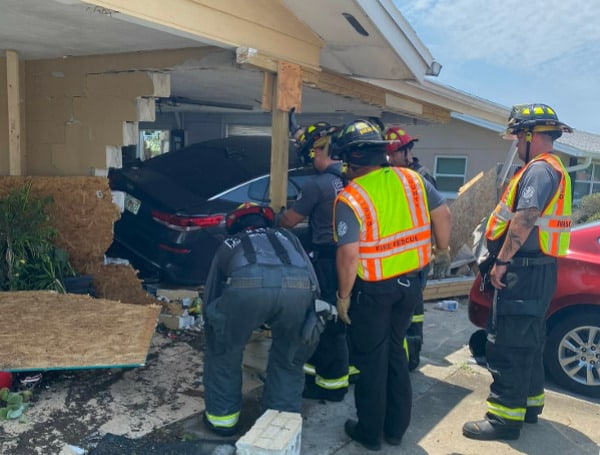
left=509, top=256, right=556, bottom=267
left=227, top=276, right=311, bottom=289
left=404, top=271, right=421, bottom=279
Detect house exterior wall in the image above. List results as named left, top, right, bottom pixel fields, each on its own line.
left=395, top=118, right=510, bottom=184
left=23, top=54, right=173, bottom=176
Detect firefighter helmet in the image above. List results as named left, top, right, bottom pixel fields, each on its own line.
left=226, top=202, right=275, bottom=235
left=333, top=119, right=389, bottom=166
left=296, top=122, right=337, bottom=165
left=504, top=103, right=573, bottom=138
left=384, top=127, right=419, bottom=153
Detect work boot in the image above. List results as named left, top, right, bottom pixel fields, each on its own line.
left=344, top=419, right=381, bottom=451
left=384, top=433, right=402, bottom=446
left=462, top=415, right=520, bottom=441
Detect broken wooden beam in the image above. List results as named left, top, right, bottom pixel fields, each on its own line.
left=423, top=276, right=475, bottom=302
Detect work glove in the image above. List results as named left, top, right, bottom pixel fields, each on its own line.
left=336, top=292, right=351, bottom=325
left=315, top=299, right=338, bottom=320
left=289, top=107, right=302, bottom=137
left=432, top=247, right=451, bottom=279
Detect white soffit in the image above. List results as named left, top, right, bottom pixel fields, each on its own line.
left=282, top=0, right=434, bottom=81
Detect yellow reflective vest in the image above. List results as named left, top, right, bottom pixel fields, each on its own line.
left=485, top=153, right=572, bottom=257
left=335, top=167, right=432, bottom=281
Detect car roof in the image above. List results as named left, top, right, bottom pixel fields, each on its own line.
left=143, top=136, right=298, bottom=198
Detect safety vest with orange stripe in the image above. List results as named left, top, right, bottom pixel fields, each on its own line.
left=485, top=153, right=572, bottom=257
left=335, top=167, right=432, bottom=281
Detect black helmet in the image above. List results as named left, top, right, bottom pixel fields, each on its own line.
left=226, top=202, right=275, bottom=235
left=504, top=103, right=572, bottom=138
left=296, top=122, right=337, bottom=165
left=334, top=119, right=389, bottom=151
left=333, top=120, right=389, bottom=166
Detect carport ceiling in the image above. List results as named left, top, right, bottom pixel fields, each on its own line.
left=0, top=0, right=424, bottom=119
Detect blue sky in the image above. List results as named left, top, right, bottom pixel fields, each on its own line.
left=394, top=0, right=600, bottom=134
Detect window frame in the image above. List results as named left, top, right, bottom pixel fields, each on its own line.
left=572, top=161, right=600, bottom=204
left=433, top=155, right=468, bottom=199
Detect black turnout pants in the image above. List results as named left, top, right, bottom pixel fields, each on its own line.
left=307, top=247, right=349, bottom=393
left=347, top=273, right=421, bottom=444
left=486, top=259, right=557, bottom=423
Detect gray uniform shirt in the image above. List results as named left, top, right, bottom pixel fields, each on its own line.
left=335, top=168, right=446, bottom=246
left=290, top=162, right=344, bottom=246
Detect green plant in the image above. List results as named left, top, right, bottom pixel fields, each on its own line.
left=0, top=387, right=32, bottom=421
left=0, top=182, right=76, bottom=292
left=573, top=192, right=600, bottom=225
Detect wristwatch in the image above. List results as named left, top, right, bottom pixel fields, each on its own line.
left=494, top=259, right=511, bottom=266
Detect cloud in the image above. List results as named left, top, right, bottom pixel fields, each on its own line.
left=395, top=0, right=600, bottom=133
left=397, top=0, right=600, bottom=70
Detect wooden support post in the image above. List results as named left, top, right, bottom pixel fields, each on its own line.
left=6, top=50, right=22, bottom=175
left=269, top=75, right=289, bottom=212
left=262, top=72, right=274, bottom=111
left=265, top=60, right=302, bottom=212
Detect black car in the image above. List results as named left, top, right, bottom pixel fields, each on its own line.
left=108, top=136, right=314, bottom=285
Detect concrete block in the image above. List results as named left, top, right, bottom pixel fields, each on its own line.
left=236, top=410, right=302, bottom=455
left=137, top=97, right=156, bottom=122
left=123, top=121, right=138, bottom=146
left=149, top=72, right=170, bottom=98
left=105, top=145, right=122, bottom=169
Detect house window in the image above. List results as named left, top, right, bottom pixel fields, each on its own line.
left=434, top=156, right=467, bottom=196
left=573, top=161, right=600, bottom=203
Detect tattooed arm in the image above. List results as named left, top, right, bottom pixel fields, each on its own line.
left=490, top=207, right=540, bottom=289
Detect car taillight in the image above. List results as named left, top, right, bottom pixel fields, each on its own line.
left=151, top=211, right=224, bottom=232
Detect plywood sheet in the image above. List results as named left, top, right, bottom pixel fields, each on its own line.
left=277, top=61, right=302, bottom=112
left=449, top=167, right=499, bottom=256
left=0, top=291, right=161, bottom=371
left=82, top=263, right=158, bottom=306
left=0, top=176, right=120, bottom=272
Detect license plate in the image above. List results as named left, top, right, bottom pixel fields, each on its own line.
left=124, top=193, right=141, bottom=215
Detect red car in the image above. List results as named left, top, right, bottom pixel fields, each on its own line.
left=468, top=220, right=600, bottom=398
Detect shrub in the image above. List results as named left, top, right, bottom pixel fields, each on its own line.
left=0, top=182, right=76, bottom=291
left=573, top=193, right=600, bottom=224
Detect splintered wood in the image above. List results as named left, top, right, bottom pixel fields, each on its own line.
left=423, top=276, right=475, bottom=302
left=0, top=292, right=161, bottom=371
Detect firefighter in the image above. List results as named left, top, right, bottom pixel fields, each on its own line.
left=463, top=104, right=573, bottom=441
left=384, top=126, right=450, bottom=371
left=384, top=127, right=437, bottom=187
left=202, top=202, right=320, bottom=436
left=279, top=117, right=350, bottom=402
left=333, top=120, right=451, bottom=450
